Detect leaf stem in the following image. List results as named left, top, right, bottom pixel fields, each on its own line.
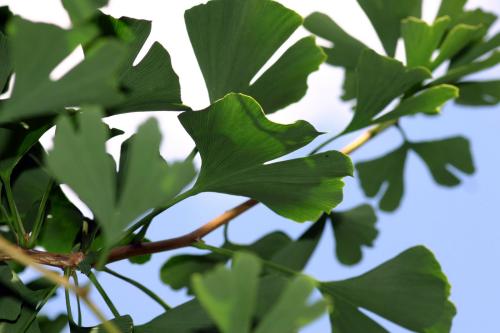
left=21, top=283, right=59, bottom=332
left=3, top=177, right=26, bottom=245
left=103, top=267, right=171, bottom=311
left=28, top=179, right=54, bottom=248
left=72, top=271, right=83, bottom=326
left=88, top=271, right=121, bottom=318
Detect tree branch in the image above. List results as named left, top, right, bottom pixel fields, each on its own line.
left=0, top=122, right=391, bottom=268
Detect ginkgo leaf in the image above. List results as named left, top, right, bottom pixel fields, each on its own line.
left=330, top=204, right=378, bottom=266
left=185, top=0, right=325, bottom=113
left=431, top=23, right=483, bottom=70
left=321, top=246, right=454, bottom=332
left=0, top=17, right=127, bottom=123
left=304, top=12, right=368, bottom=70
left=356, top=145, right=408, bottom=212
left=402, top=17, right=450, bottom=69
left=47, top=107, right=195, bottom=246
left=357, top=0, right=422, bottom=57
left=179, top=93, right=353, bottom=222
left=357, top=136, right=475, bottom=211
left=437, top=0, right=466, bottom=22
left=343, top=49, right=431, bottom=134
left=303, top=12, right=368, bottom=101
left=0, top=7, right=10, bottom=93
left=192, top=252, right=260, bottom=333
left=254, top=276, right=326, bottom=333
left=412, top=137, right=475, bottom=186
left=432, top=51, right=500, bottom=85
left=451, top=32, right=500, bottom=67
left=38, top=314, right=67, bottom=333
left=94, top=15, right=186, bottom=114
left=192, top=253, right=326, bottom=333
left=373, top=84, right=459, bottom=123
left=456, top=80, right=500, bottom=105
left=61, top=0, right=106, bottom=25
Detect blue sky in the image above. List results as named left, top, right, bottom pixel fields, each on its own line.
left=3, top=0, right=499, bottom=332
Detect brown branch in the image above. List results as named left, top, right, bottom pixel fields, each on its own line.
left=0, top=122, right=391, bottom=268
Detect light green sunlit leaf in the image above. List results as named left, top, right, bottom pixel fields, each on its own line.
left=402, top=16, right=450, bottom=69
left=185, top=0, right=324, bottom=113
left=179, top=93, right=353, bottom=222
left=47, top=107, right=195, bottom=246
left=192, top=252, right=261, bottom=333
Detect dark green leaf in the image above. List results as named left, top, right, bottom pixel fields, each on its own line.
left=62, top=0, right=106, bottom=25
left=0, top=296, right=21, bottom=321
left=357, top=136, right=475, bottom=211
left=402, top=17, right=450, bottom=69
left=304, top=12, right=368, bottom=69
left=344, top=49, right=431, bottom=133
left=70, top=315, right=133, bottom=333
left=437, top=0, right=466, bottom=22
left=47, top=107, right=195, bottom=246
left=321, top=246, right=454, bottom=332
left=128, top=238, right=152, bottom=264
left=0, top=18, right=126, bottom=123
left=356, top=145, right=408, bottom=212
left=330, top=204, right=378, bottom=266
left=432, top=51, right=500, bottom=84
left=357, top=0, right=422, bottom=56
left=38, top=314, right=67, bottom=333
left=411, top=136, right=475, bottom=186
left=185, top=0, right=324, bottom=113
left=0, top=305, right=40, bottom=333
left=456, top=80, right=500, bottom=105
left=180, top=93, right=352, bottom=222
left=451, top=32, right=500, bottom=67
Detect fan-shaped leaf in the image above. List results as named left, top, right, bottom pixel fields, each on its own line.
left=185, top=0, right=324, bottom=113
left=179, top=93, right=353, bottom=222
left=456, top=80, right=500, bottom=105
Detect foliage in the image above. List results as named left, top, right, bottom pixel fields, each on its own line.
left=0, top=0, right=498, bottom=332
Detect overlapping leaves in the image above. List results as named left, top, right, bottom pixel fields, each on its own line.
left=185, top=0, right=325, bottom=113
left=47, top=107, right=195, bottom=246
left=179, top=93, right=353, bottom=222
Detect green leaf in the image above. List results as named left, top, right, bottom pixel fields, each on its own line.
left=411, top=136, right=475, bottom=186
left=62, top=0, right=106, bottom=25
left=321, top=246, right=454, bottom=332
left=402, top=17, right=450, bottom=69
left=0, top=123, right=50, bottom=179
left=437, top=0, right=466, bottom=22
left=160, top=231, right=290, bottom=292
left=330, top=204, right=378, bottom=266
left=451, top=32, right=500, bottom=67
left=357, top=136, right=474, bottom=211
left=254, top=276, right=326, bottom=333
left=303, top=12, right=368, bottom=101
left=357, top=0, right=422, bottom=57
left=374, top=84, right=459, bottom=123
left=304, top=12, right=368, bottom=70
left=128, top=238, right=152, bottom=265
left=70, top=315, right=133, bottom=333
left=192, top=252, right=261, bottom=333
left=0, top=296, right=21, bottom=321
left=344, top=49, right=431, bottom=133
left=356, top=145, right=409, bottom=212
left=179, top=93, right=353, bottom=222
left=185, top=0, right=324, bottom=113
left=100, top=16, right=186, bottom=114
left=47, top=107, right=195, bottom=246
left=38, top=314, right=67, bottom=333
left=432, top=51, right=500, bottom=85
left=456, top=80, right=500, bottom=105
left=431, top=23, right=482, bottom=70
left=0, top=17, right=127, bottom=123
left=0, top=305, right=41, bottom=333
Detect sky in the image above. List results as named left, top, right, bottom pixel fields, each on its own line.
left=1, top=0, right=499, bottom=332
